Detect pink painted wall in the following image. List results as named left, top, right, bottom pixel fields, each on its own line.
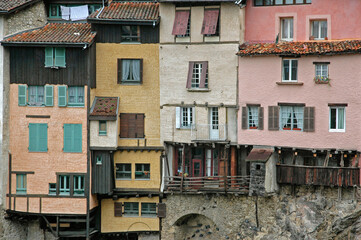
left=9, top=84, right=96, bottom=214
left=245, top=0, right=361, bottom=42
left=238, top=54, right=361, bottom=150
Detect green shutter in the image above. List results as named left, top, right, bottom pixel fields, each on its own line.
left=45, top=47, right=53, bottom=67
left=58, top=86, right=67, bottom=107
left=45, top=85, right=54, bottom=106
left=18, top=85, right=27, bottom=106
left=55, top=48, right=66, bottom=67
left=74, top=124, right=82, bottom=153
left=29, top=123, right=37, bottom=152
left=38, top=124, right=48, bottom=152
left=63, top=124, right=72, bottom=152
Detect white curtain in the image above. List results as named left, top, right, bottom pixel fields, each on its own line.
left=338, top=108, right=345, bottom=129
left=77, top=87, right=84, bottom=103
left=29, top=87, right=37, bottom=104
left=37, top=86, right=44, bottom=104
left=281, top=106, right=292, bottom=129
left=70, top=5, right=88, bottom=21
left=68, top=87, right=76, bottom=103
left=132, top=60, right=140, bottom=81
left=249, top=107, right=259, bottom=127
left=122, top=60, right=131, bottom=81
left=294, top=107, right=303, bottom=129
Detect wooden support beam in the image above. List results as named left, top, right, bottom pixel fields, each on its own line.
left=324, top=151, right=330, bottom=167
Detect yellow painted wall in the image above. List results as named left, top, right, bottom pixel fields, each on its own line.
left=101, top=197, right=160, bottom=233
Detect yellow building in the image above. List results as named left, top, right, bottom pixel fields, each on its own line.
left=88, top=2, right=164, bottom=239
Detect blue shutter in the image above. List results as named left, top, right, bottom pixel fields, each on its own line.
left=63, top=124, right=72, bottom=152
left=29, top=123, right=37, bottom=152
left=18, top=85, right=27, bottom=106
left=55, top=48, right=66, bottom=67
left=38, top=124, right=48, bottom=152
left=45, top=48, right=53, bottom=67
left=58, top=86, right=67, bottom=107
left=45, top=85, right=54, bottom=107
left=74, top=124, right=82, bottom=153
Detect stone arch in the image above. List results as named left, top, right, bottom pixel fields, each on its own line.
left=127, top=222, right=151, bottom=232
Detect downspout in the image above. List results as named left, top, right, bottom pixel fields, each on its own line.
left=96, top=0, right=105, bottom=19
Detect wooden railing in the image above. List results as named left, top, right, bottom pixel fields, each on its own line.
left=277, top=164, right=360, bottom=187
left=163, top=176, right=251, bottom=194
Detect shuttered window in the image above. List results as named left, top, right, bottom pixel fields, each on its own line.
left=201, top=9, right=219, bottom=36
left=29, top=123, right=48, bottom=152
left=63, top=124, right=82, bottom=152
left=45, top=47, right=66, bottom=68
left=58, top=86, right=67, bottom=107
left=186, top=62, right=208, bottom=89
left=242, top=106, right=263, bottom=130
left=172, top=11, right=190, bottom=36
left=18, top=85, right=27, bottom=106
left=119, top=113, right=145, bottom=138
left=45, top=85, right=54, bottom=106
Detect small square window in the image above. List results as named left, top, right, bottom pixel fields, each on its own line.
left=281, top=18, right=293, bottom=41
left=49, top=183, right=56, bottom=195
left=141, top=203, right=157, bottom=217
left=16, top=174, right=26, bottom=195
left=121, top=26, right=140, bottom=42
left=180, top=107, right=193, bottom=128
left=135, top=164, right=150, bottom=179
left=315, top=63, right=329, bottom=82
left=99, top=121, right=107, bottom=136
left=330, top=107, right=345, bottom=132
left=311, top=20, right=327, bottom=40
left=96, top=155, right=102, bottom=165
left=124, top=202, right=139, bottom=216
left=282, top=59, right=298, bottom=82
left=116, top=164, right=131, bottom=179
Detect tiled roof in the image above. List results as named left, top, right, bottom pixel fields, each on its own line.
left=0, top=0, right=39, bottom=13
left=2, top=23, right=96, bottom=45
left=90, top=97, right=119, bottom=120
left=238, top=40, right=361, bottom=57
left=88, top=2, right=159, bottom=21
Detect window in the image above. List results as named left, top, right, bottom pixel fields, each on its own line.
left=141, top=203, right=157, bottom=217
left=118, top=59, right=143, bottom=84
left=29, top=123, right=48, bottom=152
left=96, top=155, right=102, bottom=165
left=202, top=9, right=219, bottom=37
left=16, top=174, right=26, bottom=194
left=99, top=121, right=107, bottom=135
left=116, top=164, right=131, bottom=179
left=45, top=47, right=65, bottom=68
left=330, top=107, right=345, bottom=132
left=73, top=176, right=84, bottom=196
left=255, top=0, right=311, bottom=6
left=248, top=106, right=259, bottom=129
left=124, top=202, right=139, bottom=216
left=68, top=86, right=84, bottom=106
left=18, top=85, right=53, bottom=107
left=172, top=10, right=190, bottom=37
left=49, top=183, right=56, bottom=195
left=282, top=59, right=297, bottom=82
left=281, top=18, right=293, bottom=41
left=186, top=62, right=208, bottom=89
left=210, top=107, right=219, bottom=130
left=311, top=20, right=327, bottom=40
left=28, top=86, right=44, bottom=106
left=121, top=26, right=140, bottom=42
left=181, top=107, right=193, bottom=128
left=119, top=113, right=145, bottom=138
left=59, top=175, right=70, bottom=195
left=280, top=106, right=304, bottom=131
left=315, top=63, right=329, bottom=82
left=63, top=124, right=82, bottom=153
left=135, top=164, right=150, bottom=179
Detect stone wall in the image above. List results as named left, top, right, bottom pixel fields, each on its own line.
left=162, top=186, right=361, bottom=240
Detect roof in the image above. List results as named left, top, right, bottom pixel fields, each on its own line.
left=1, top=23, right=96, bottom=47
left=90, top=97, right=119, bottom=121
left=88, top=2, right=159, bottom=24
left=0, top=0, right=40, bottom=14
left=245, top=148, right=273, bottom=162
left=238, top=40, right=361, bottom=57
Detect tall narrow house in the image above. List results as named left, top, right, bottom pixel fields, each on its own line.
left=87, top=2, right=164, bottom=239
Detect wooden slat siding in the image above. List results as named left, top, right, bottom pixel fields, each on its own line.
left=10, top=47, right=91, bottom=86
left=91, top=151, right=113, bottom=195
left=119, top=113, right=144, bottom=138
left=114, top=202, right=122, bottom=217
left=268, top=106, right=279, bottom=130
left=304, top=107, right=315, bottom=132
left=157, top=203, right=166, bottom=218
left=258, top=107, right=264, bottom=130
left=140, top=25, right=159, bottom=43
left=117, top=59, right=122, bottom=84
left=89, top=43, right=96, bottom=89
left=241, top=107, right=247, bottom=129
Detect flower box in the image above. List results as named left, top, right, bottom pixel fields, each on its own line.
left=314, top=76, right=330, bottom=84
left=293, top=128, right=301, bottom=131
left=249, top=126, right=258, bottom=129
left=283, top=127, right=291, bottom=130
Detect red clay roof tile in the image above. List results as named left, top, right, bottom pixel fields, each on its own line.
left=90, top=97, right=119, bottom=118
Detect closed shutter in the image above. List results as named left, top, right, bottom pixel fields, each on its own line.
left=268, top=106, right=279, bottom=131
left=29, top=123, right=37, bottom=152
left=58, top=86, right=67, bottom=107
left=199, top=61, right=208, bottom=88
left=136, top=114, right=145, bottom=138
left=45, top=85, right=54, bottom=106
left=172, top=11, right=190, bottom=35
left=128, top=114, right=136, bottom=138
left=45, top=47, right=53, bottom=67
left=119, top=114, right=144, bottom=138
left=55, top=48, right=66, bottom=67
left=73, top=124, right=82, bottom=152
left=175, top=107, right=181, bottom=129
left=242, top=107, right=247, bottom=129
left=304, top=107, right=315, bottom=132
left=119, top=114, right=129, bottom=138
left=201, top=9, right=219, bottom=35
left=157, top=203, right=166, bottom=218
left=38, top=124, right=48, bottom=152
left=18, top=85, right=27, bottom=106
left=63, top=124, right=72, bottom=152
left=258, top=107, right=264, bottom=130
left=117, top=59, right=122, bottom=84
left=114, top=202, right=122, bottom=217
left=186, top=62, right=194, bottom=88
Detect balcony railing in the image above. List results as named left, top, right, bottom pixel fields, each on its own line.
left=191, top=124, right=227, bottom=141
left=277, top=164, right=360, bottom=187
left=163, top=176, right=250, bottom=194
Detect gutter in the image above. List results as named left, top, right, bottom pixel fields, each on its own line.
left=87, top=17, right=160, bottom=26
left=1, top=42, right=94, bottom=47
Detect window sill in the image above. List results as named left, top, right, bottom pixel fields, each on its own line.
left=329, top=129, right=345, bottom=133
left=276, top=82, right=303, bottom=86
left=187, top=88, right=210, bottom=92
left=120, top=82, right=142, bottom=85
left=120, top=42, right=141, bottom=44
left=68, top=104, right=85, bottom=107
left=45, top=66, right=66, bottom=69
left=204, top=36, right=219, bottom=42
left=175, top=37, right=190, bottom=43
left=177, top=127, right=192, bottom=130
left=134, top=179, right=150, bottom=181
left=116, top=178, right=132, bottom=180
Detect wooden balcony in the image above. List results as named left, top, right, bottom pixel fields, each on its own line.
left=163, top=176, right=250, bottom=194
left=277, top=164, right=360, bottom=187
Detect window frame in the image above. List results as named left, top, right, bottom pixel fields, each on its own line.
left=16, top=174, right=27, bottom=195
left=49, top=183, right=56, bottom=195
left=67, top=86, right=84, bottom=107
left=180, top=107, right=193, bottom=129
left=248, top=106, right=259, bottom=129
left=280, top=18, right=293, bottom=41
left=187, top=61, right=209, bottom=89
left=29, top=123, right=48, bottom=152
left=99, top=121, right=107, bottom=136
left=315, top=63, right=329, bottom=81
left=59, top=175, right=70, bottom=196
left=118, top=59, right=143, bottom=84
left=141, top=203, right=157, bottom=217
left=282, top=59, right=298, bottom=82
left=311, top=20, right=327, bottom=40
left=329, top=107, right=345, bottom=132
left=116, top=163, right=132, bottom=180
left=279, top=106, right=304, bottom=131
left=124, top=202, right=139, bottom=217
left=28, top=86, right=45, bottom=106
left=121, top=25, right=140, bottom=43
left=135, top=164, right=150, bottom=180
left=202, top=8, right=220, bottom=37
left=45, top=47, right=66, bottom=68
left=73, top=175, right=85, bottom=196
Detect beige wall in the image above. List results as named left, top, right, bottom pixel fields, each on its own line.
left=90, top=120, right=118, bottom=148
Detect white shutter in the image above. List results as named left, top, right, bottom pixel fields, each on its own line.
left=176, top=107, right=181, bottom=129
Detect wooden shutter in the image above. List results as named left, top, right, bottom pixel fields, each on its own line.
left=258, top=107, right=264, bottom=130
left=201, top=9, right=219, bottom=35
left=29, top=123, right=37, bottom=152
left=55, top=47, right=66, bottom=67
left=186, top=62, right=194, bottom=88
left=45, top=47, right=53, bottom=67
left=58, top=86, right=67, bottom=107
left=135, top=114, right=145, bottom=138
left=119, top=114, right=129, bottom=138
left=268, top=106, right=279, bottom=131
left=45, top=85, right=54, bottom=106
left=18, top=85, right=27, bottom=106
left=175, top=107, right=181, bottom=129
left=304, top=107, right=315, bottom=132
left=242, top=107, right=247, bottom=129
left=114, top=202, right=122, bottom=217
left=38, top=124, right=48, bottom=152
left=139, top=59, right=143, bottom=83
left=199, top=61, right=208, bottom=88
left=63, top=124, right=72, bottom=152
left=117, top=59, right=122, bottom=84
left=172, top=11, right=190, bottom=35
left=157, top=203, right=166, bottom=218
left=73, top=124, right=82, bottom=152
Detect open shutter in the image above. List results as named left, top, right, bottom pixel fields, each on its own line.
left=139, top=59, right=143, bottom=83
left=268, top=106, right=279, bottom=131
left=114, top=202, right=122, bottom=217
left=242, top=107, right=247, bottom=129
left=186, top=62, right=194, bottom=88
left=117, top=59, right=122, bottom=84
left=304, top=107, right=315, bottom=132
left=199, top=61, right=208, bottom=88
left=58, top=86, right=67, bottom=107
left=29, top=123, right=37, bottom=152
left=45, top=85, right=54, bottom=106
left=45, top=47, right=53, bottom=67
left=157, top=203, right=166, bottom=218
left=172, top=11, right=190, bottom=35
left=192, top=107, right=195, bottom=127
left=175, top=107, right=181, bottom=129
left=55, top=48, right=66, bottom=67
left=135, top=114, right=145, bottom=138
left=73, top=124, right=82, bottom=152
left=18, top=85, right=27, bottom=106
left=201, top=9, right=219, bottom=35
left=38, top=124, right=48, bottom=152
left=258, top=107, right=264, bottom=130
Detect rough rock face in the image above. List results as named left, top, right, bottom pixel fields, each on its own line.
left=162, top=186, right=361, bottom=240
